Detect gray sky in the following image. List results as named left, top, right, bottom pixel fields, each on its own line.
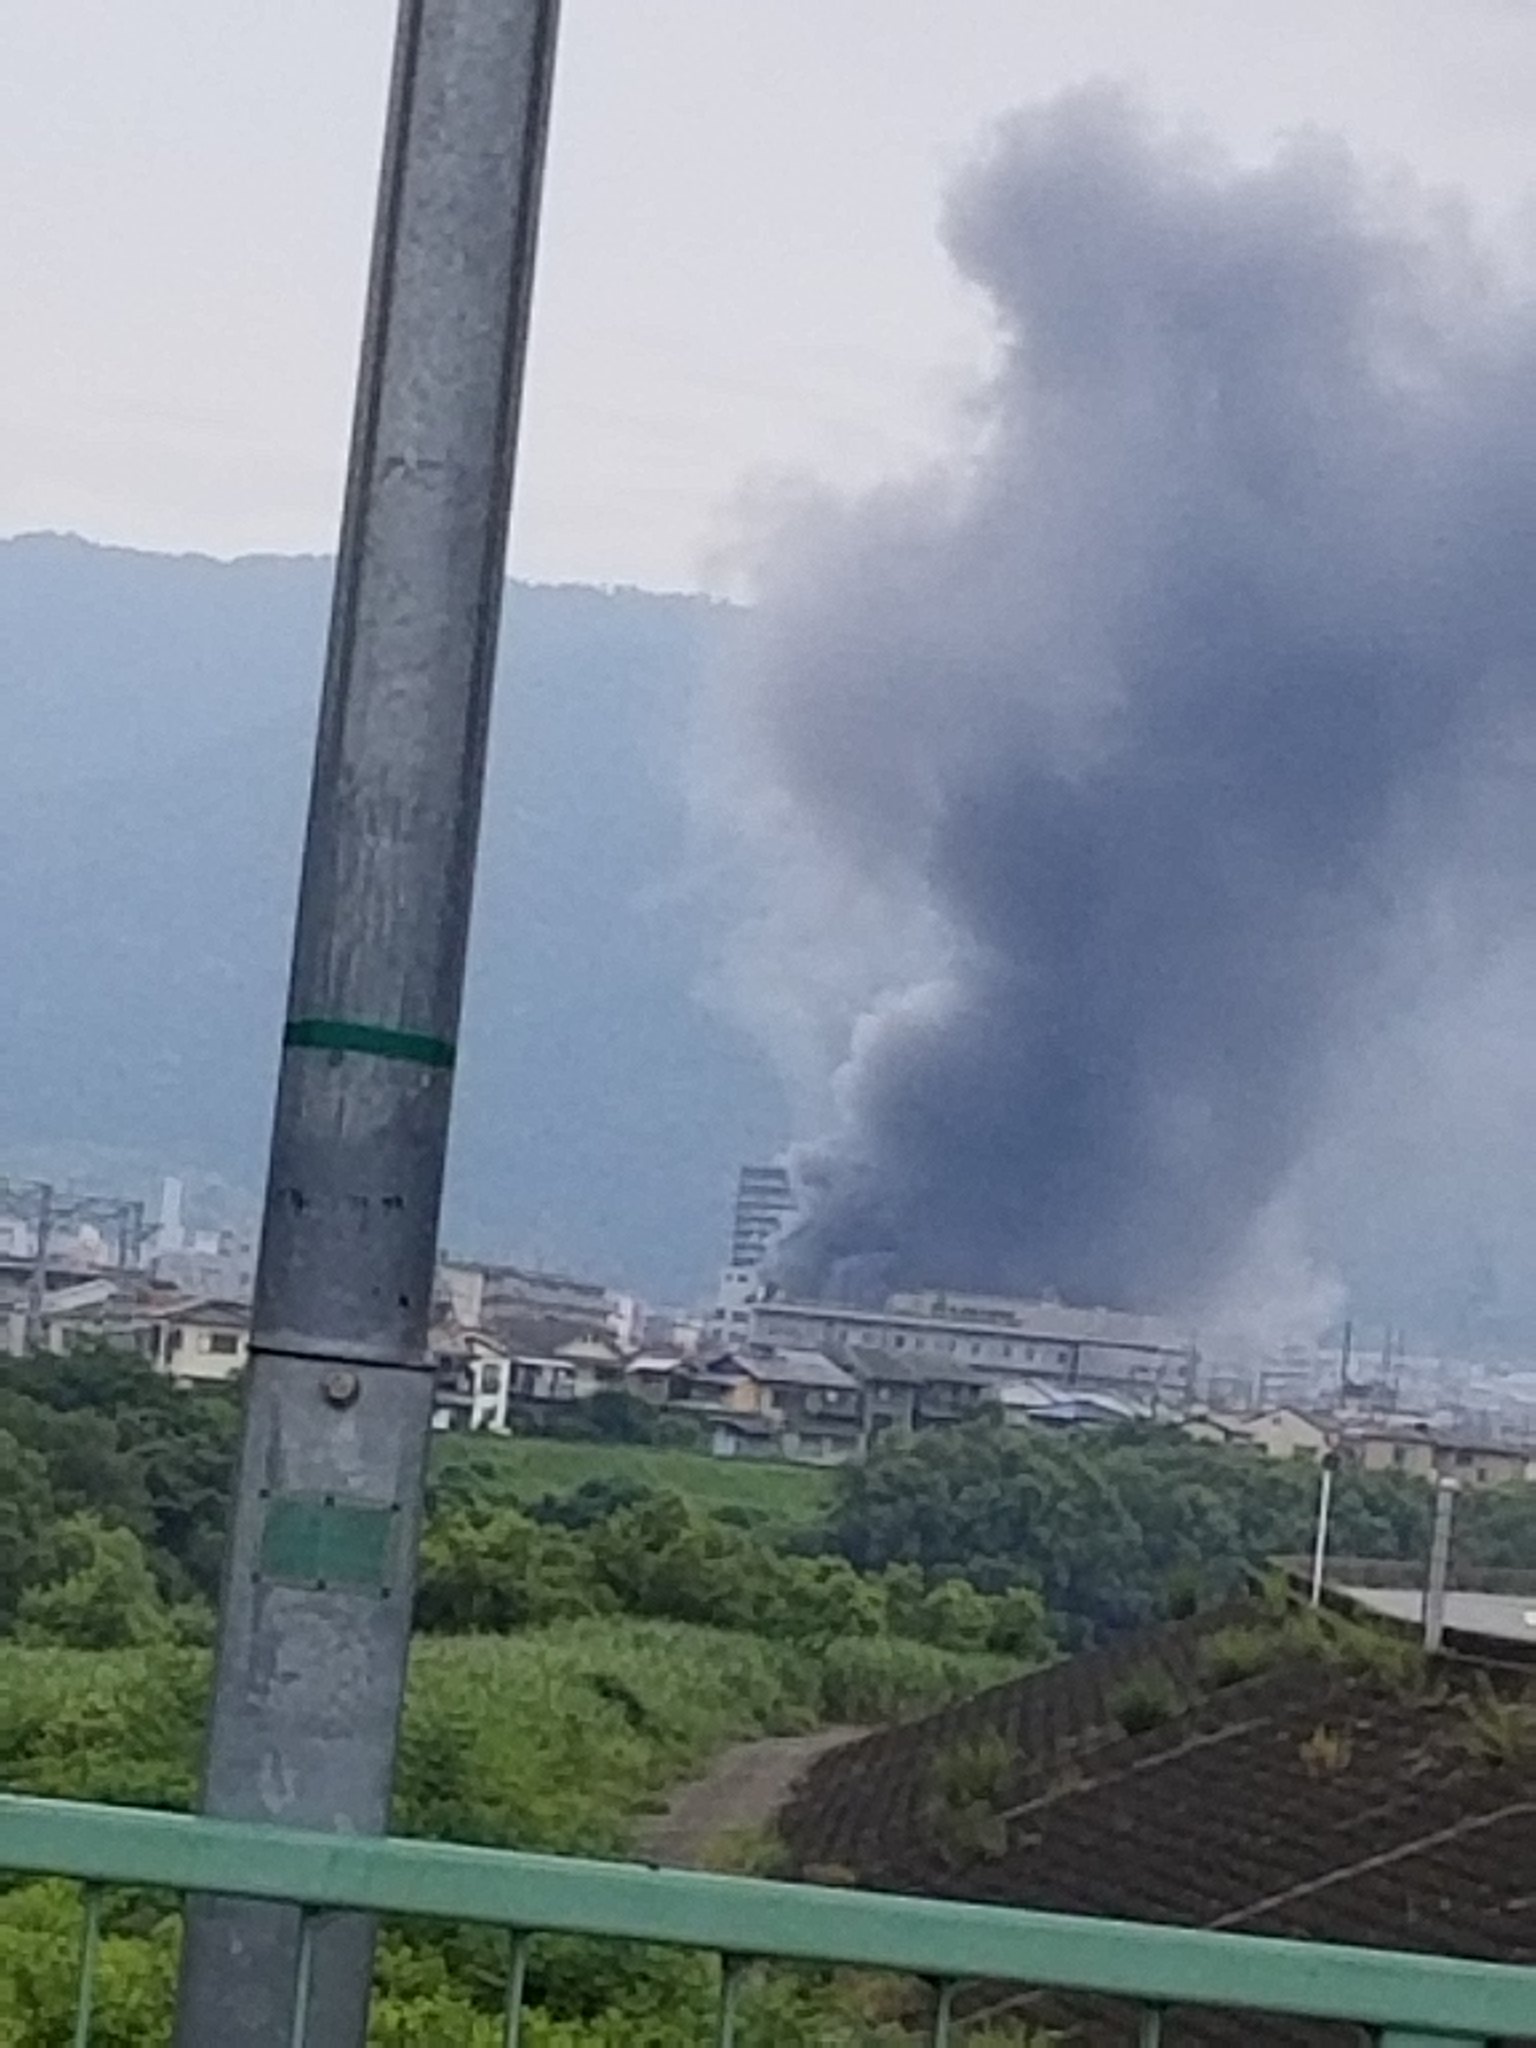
left=5, top=1, right=1536, bottom=594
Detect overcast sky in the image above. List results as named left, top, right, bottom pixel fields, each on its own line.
left=5, top=1, right=1536, bottom=594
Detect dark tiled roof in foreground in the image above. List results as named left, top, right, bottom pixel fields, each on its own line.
left=782, top=1602, right=1536, bottom=2046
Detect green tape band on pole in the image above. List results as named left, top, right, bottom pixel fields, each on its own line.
left=283, top=1019, right=456, bottom=1070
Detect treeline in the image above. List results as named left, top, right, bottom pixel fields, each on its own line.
left=1, top=1351, right=235, bottom=1647
left=8, top=1347, right=1536, bottom=1659
left=822, top=1419, right=1536, bottom=1643
left=0, top=1352, right=1052, bottom=1661
left=420, top=1486, right=1053, bottom=1660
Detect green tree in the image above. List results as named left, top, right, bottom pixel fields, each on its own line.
left=415, top=1510, right=612, bottom=1633
left=16, top=1514, right=172, bottom=1650
left=589, top=1494, right=771, bottom=1633
left=772, top=1555, right=888, bottom=1645
left=0, top=1428, right=52, bottom=1633
left=985, top=1583, right=1053, bottom=1660
left=913, top=1578, right=996, bottom=1654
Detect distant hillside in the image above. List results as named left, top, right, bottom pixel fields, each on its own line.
left=0, top=533, right=784, bottom=1298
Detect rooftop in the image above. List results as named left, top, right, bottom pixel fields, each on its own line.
left=731, top=1345, right=858, bottom=1391
left=783, top=1598, right=1536, bottom=2043
left=839, top=1343, right=994, bottom=1389
left=757, top=1293, right=1192, bottom=1356
left=1340, top=1424, right=1535, bottom=1459
left=481, top=1312, right=624, bottom=1360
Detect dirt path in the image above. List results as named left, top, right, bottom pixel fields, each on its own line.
left=636, top=1726, right=867, bottom=1868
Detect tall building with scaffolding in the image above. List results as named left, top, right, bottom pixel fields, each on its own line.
left=729, top=1163, right=797, bottom=1270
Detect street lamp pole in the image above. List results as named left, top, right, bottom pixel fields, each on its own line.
left=1308, top=1450, right=1337, bottom=1608
left=1423, top=1476, right=1459, bottom=1653
left=173, top=5, right=561, bottom=2042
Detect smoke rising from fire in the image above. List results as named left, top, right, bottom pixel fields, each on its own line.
left=723, top=88, right=1536, bottom=1311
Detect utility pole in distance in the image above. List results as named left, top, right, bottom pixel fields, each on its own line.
left=174, top=5, right=561, bottom=2043
left=1308, top=1449, right=1337, bottom=1609
left=1423, top=1476, right=1459, bottom=1654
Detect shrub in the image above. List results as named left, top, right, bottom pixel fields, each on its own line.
left=911, top=1578, right=997, bottom=1654
left=1198, top=1624, right=1281, bottom=1689
left=0, top=1882, right=180, bottom=2047
left=15, top=1515, right=172, bottom=1651
left=931, top=1729, right=1012, bottom=1809
left=814, top=1636, right=1010, bottom=1723
left=1459, top=1678, right=1536, bottom=1766
left=1109, top=1667, right=1185, bottom=1736
left=924, top=1729, right=1013, bottom=1868
left=932, top=1798, right=1009, bottom=1865
left=1298, top=1724, right=1353, bottom=1775
left=1164, top=1565, right=1203, bottom=1619
left=986, top=1584, right=1054, bottom=1662
left=415, top=1509, right=614, bottom=1633
left=1287, top=1607, right=1427, bottom=1696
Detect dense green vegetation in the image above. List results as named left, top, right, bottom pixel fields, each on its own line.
left=10, top=1344, right=1536, bottom=1659
left=0, top=1356, right=1026, bottom=2042
left=0, top=1351, right=235, bottom=1645
left=825, top=1419, right=1468, bottom=1643
left=0, top=1622, right=1013, bottom=2044
left=7, top=1346, right=1536, bottom=2039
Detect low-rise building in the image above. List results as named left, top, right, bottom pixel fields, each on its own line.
left=1340, top=1427, right=1533, bottom=1490
left=500, top=1319, right=628, bottom=1407
left=437, top=1259, right=614, bottom=1339
left=1183, top=1406, right=1331, bottom=1461
left=839, top=1344, right=994, bottom=1436
left=622, top=1350, right=684, bottom=1404
left=997, top=1381, right=1147, bottom=1429
left=682, top=1345, right=863, bottom=1464
left=150, top=1298, right=250, bottom=1385
left=430, top=1327, right=514, bottom=1432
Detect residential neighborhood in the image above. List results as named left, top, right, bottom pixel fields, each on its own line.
left=7, top=1163, right=1536, bottom=1483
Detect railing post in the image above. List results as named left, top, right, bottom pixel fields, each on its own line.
left=716, top=1954, right=745, bottom=2048
left=503, top=1930, right=530, bottom=2047
left=929, top=1977, right=957, bottom=2047
left=287, top=1913, right=315, bottom=2048
left=173, top=3, right=561, bottom=2044
left=71, top=1885, right=101, bottom=2048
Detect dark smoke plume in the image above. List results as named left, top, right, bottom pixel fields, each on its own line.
left=728, top=89, right=1536, bottom=1311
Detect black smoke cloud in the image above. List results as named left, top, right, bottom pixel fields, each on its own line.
left=729, top=89, right=1536, bottom=1312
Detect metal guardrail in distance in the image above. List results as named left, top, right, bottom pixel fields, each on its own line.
left=1, top=1793, right=1531, bottom=2045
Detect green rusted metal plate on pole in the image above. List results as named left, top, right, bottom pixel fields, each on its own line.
left=257, top=1497, right=395, bottom=1593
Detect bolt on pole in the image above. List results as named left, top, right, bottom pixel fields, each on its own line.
left=174, top=4, right=561, bottom=2043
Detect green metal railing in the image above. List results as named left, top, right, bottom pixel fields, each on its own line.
left=3, top=1792, right=1533, bottom=2045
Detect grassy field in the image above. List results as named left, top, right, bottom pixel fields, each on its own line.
left=429, top=1435, right=836, bottom=1532
left=0, top=1620, right=1003, bottom=1849
left=0, top=1622, right=1012, bottom=2045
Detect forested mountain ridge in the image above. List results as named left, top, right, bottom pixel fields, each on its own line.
left=0, top=533, right=784, bottom=1298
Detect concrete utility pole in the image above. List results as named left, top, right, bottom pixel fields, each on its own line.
left=24, top=1180, right=53, bottom=1350
left=174, top=5, right=561, bottom=2043
left=1423, top=1476, right=1458, bottom=1653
